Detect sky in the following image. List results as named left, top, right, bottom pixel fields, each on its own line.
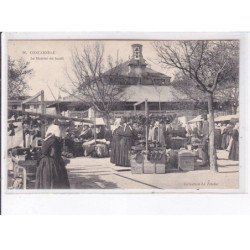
left=8, top=40, right=174, bottom=100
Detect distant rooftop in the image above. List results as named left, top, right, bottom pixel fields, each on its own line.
left=104, top=44, right=171, bottom=83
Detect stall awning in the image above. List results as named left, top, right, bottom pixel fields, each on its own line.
left=8, top=109, right=93, bottom=124
left=214, top=114, right=239, bottom=122
left=188, top=115, right=204, bottom=123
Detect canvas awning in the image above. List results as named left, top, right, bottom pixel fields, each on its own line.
left=214, top=114, right=239, bottom=122
left=188, top=115, right=204, bottom=123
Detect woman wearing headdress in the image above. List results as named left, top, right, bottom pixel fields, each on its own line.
left=214, top=123, right=222, bottom=150
left=221, top=123, right=228, bottom=150
left=110, top=118, right=122, bottom=164
left=153, top=121, right=160, bottom=142
left=148, top=120, right=155, bottom=141
left=165, top=122, right=173, bottom=149
left=228, top=123, right=239, bottom=161
left=35, top=123, right=70, bottom=189
left=117, top=117, right=134, bottom=167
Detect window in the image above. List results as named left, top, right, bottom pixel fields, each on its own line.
left=134, top=47, right=140, bottom=59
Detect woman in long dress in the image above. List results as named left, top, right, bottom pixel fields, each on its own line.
left=228, top=123, right=239, bottom=161
left=35, top=124, right=70, bottom=189
left=110, top=119, right=121, bottom=164
left=165, top=123, right=173, bottom=149
left=214, top=123, right=222, bottom=150
left=117, top=118, right=133, bottom=167
left=221, top=123, right=228, bottom=150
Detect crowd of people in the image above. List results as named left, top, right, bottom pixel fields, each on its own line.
left=109, top=115, right=206, bottom=167
left=8, top=114, right=43, bottom=149
left=7, top=112, right=240, bottom=189
left=109, top=114, right=240, bottom=168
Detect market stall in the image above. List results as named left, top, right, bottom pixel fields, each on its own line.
left=130, top=99, right=193, bottom=174
left=8, top=93, right=94, bottom=189
left=129, top=99, right=205, bottom=174
left=214, top=114, right=239, bottom=123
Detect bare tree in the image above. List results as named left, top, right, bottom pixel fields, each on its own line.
left=153, top=40, right=239, bottom=171
left=60, top=43, right=127, bottom=125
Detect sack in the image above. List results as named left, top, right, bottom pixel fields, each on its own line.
left=83, top=144, right=95, bottom=156
left=93, top=144, right=109, bottom=158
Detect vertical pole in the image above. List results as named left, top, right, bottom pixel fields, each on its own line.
left=134, top=104, right=136, bottom=116
left=145, top=99, right=148, bottom=152
left=41, top=90, right=46, bottom=139
left=21, top=103, right=25, bottom=147
left=93, top=108, right=97, bottom=144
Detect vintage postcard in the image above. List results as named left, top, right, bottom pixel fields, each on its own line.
left=1, top=33, right=244, bottom=193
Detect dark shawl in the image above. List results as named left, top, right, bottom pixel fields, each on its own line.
left=35, top=135, right=70, bottom=189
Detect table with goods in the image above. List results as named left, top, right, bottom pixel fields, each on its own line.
left=129, top=99, right=199, bottom=174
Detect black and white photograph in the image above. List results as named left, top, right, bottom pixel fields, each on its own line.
left=3, top=37, right=240, bottom=191
left=1, top=1, right=250, bottom=249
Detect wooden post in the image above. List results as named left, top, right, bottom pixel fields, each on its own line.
left=41, top=90, right=46, bottom=139
left=93, top=108, right=97, bottom=144
left=145, top=99, right=148, bottom=152
left=21, top=103, right=25, bottom=147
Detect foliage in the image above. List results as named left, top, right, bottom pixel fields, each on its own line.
left=8, top=56, right=33, bottom=99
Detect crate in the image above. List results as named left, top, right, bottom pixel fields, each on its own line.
left=155, top=160, right=166, bottom=173
left=130, top=152, right=144, bottom=174
left=143, top=159, right=155, bottom=174
left=166, top=149, right=179, bottom=170
left=130, top=149, right=166, bottom=174
left=178, top=150, right=196, bottom=171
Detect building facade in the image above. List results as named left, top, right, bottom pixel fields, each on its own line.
left=50, top=44, right=233, bottom=120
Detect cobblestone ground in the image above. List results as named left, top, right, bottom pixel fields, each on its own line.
left=66, top=150, right=239, bottom=190
left=6, top=150, right=239, bottom=190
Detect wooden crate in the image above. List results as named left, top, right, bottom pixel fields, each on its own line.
left=130, top=149, right=166, bottom=174
left=178, top=150, right=196, bottom=171
left=155, top=159, right=166, bottom=174
left=130, top=152, right=144, bottom=174
left=143, top=159, right=155, bottom=174
left=166, top=149, right=179, bottom=170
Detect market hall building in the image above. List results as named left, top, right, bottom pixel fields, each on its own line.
left=48, top=44, right=227, bottom=120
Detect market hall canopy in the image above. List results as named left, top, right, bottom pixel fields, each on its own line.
left=122, top=85, right=189, bottom=103
left=58, top=85, right=189, bottom=104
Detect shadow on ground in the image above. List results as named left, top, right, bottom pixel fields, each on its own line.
left=68, top=173, right=118, bottom=189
